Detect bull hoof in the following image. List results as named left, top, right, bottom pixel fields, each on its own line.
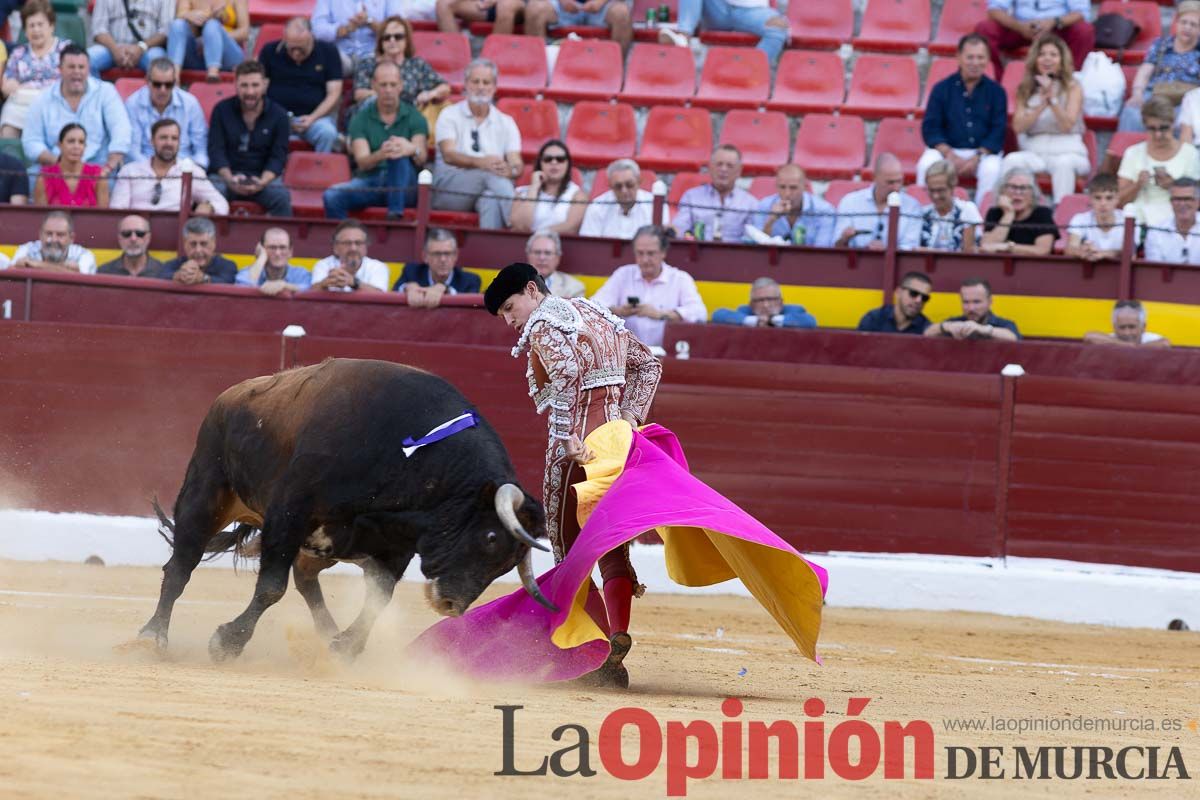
left=329, top=631, right=365, bottom=662
left=136, top=626, right=168, bottom=651
left=208, top=624, right=247, bottom=663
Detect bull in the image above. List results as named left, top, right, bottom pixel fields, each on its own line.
left=138, top=358, right=552, bottom=662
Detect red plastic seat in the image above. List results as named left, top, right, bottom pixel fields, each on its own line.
left=1106, top=132, right=1147, bottom=160
left=920, top=57, right=997, bottom=110
left=546, top=39, right=623, bottom=101
left=823, top=180, right=870, bottom=207
left=767, top=50, right=845, bottom=114
left=718, top=110, right=789, bottom=175
left=590, top=166, right=657, bottom=199
left=854, top=0, right=932, bottom=53
left=413, top=31, right=472, bottom=91
left=284, top=152, right=352, bottom=218
left=496, top=98, right=561, bottom=161
left=693, top=46, right=770, bottom=110
left=929, top=0, right=988, bottom=56
left=789, top=0, right=853, bottom=49
left=252, top=23, right=284, bottom=59
left=621, top=43, right=695, bottom=106
left=842, top=54, right=920, bottom=117
left=113, top=77, right=142, bottom=102
left=1001, top=58, right=1024, bottom=112
left=1054, top=193, right=1092, bottom=229
left=747, top=175, right=776, bottom=198
left=248, top=0, right=312, bottom=24
left=564, top=101, right=638, bottom=167
left=666, top=171, right=707, bottom=215
left=862, top=118, right=925, bottom=182
left=480, top=34, right=548, bottom=96
left=1098, top=0, right=1160, bottom=60
left=188, top=82, right=236, bottom=121
left=792, top=113, right=866, bottom=180
left=637, top=106, right=713, bottom=171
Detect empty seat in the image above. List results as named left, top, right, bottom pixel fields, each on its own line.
left=842, top=54, right=920, bottom=117
left=863, top=118, right=925, bottom=182
left=248, top=0, right=310, bottom=24
left=621, top=43, right=696, bottom=106
left=284, top=152, right=352, bottom=218
left=546, top=39, right=623, bottom=101
left=767, top=50, right=845, bottom=114
left=113, top=77, right=142, bottom=102
left=480, top=34, right=548, bottom=96
left=564, top=101, right=637, bottom=167
left=823, top=180, right=870, bottom=207
left=789, top=0, right=854, bottom=49
left=496, top=98, right=561, bottom=161
left=854, top=0, right=932, bottom=53
left=718, top=110, right=789, bottom=175
left=792, top=113, right=866, bottom=179
left=929, top=0, right=988, bottom=56
left=413, top=31, right=472, bottom=90
left=252, top=23, right=285, bottom=58
left=638, top=106, right=713, bottom=171
left=1001, top=58, right=1023, bottom=111
left=590, top=166, right=658, bottom=199
left=188, top=82, right=236, bottom=121
left=1097, top=0, right=1161, bottom=59
left=667, top=171, right=707, bottom=215
left=693, top=46, right=770, bottom=110
left=747, top=175, right=777, bottom=198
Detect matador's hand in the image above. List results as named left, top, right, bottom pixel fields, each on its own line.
left=565, top=435, right=595, bottom=464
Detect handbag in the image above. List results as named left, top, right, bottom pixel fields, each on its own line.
left=1094, top=13, right=1138, bottom=51
left=1149, top=36, right=1200, bottom=107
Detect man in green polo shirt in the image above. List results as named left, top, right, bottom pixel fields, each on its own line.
left=323, top=60, right=428, bottom=219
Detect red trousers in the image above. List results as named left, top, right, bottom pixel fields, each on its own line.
left=975, top=19, right=1095, bottom=83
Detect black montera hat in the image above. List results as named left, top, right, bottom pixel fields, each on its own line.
left=484, top=262, right=540, bottom=315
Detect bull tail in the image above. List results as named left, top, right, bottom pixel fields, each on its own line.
left=151, top=496, right=260, bottom=568
left=151, top=496, right=177, bottom=548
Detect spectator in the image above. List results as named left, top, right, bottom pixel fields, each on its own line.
left=658, top=0, right=788, bottom=66
left=751, top=163, right=835, bottom=247
left=23, top=45, right=132, bottom=178
left=1123, top=1, right=1200, bottom=134
left=591, top=224, right=707, bottom=348
left=315, top=0, right=394, bottom=73
left=0, top=1, right=70, bottom=138
left=236, top=227, right=313, bottom=293
left=207, top=60, right=293, bottom=217
left=33, top=123, right=108, bottom=208
left=979, top=167, right=1057, bottom=255
left=87, top=0, right=172, bottom=76
left=671, top=144, right=758, bottom=242
left=97, top=215, right=168, bottom=278
left=579, top=158, right=661, bottom=239
left=1083, top=300, right=1171, bottom=347
left=917, top=34, right=1005, bottom=205
left=394, top=227, right=481, bottom=307
left=924, top=277, right=1020, bottom=341
left=976, top=1, right=1094, bottom=84
left=511, top=139, right=585, bottom=234
left=325, top=60, right=426, bottom=220
left=0, top=150, right=29, bottom=203
left=856, top=270, right=932, bottom=335
left=112, top=118, right=229, bottom=214
left=526, top=228, right=584, bottom=298
left=125, top=58, right=209, bottom=167
left=712, top=277, right=817, bottom=329
left=311, top=219, right=390, bottom=292
left=1143, top=177, right=1200, bottom=265
left=1065, top=174, right=1126, bottom=261
left=162, top=216, right=238, bottom=284
left=835, top=153, right=922, bottom=250
left=436, top=0, right=525, bottom=36
left=4, top=210, right=97, bottom=274
left=432, top=58, right=521, bottom=230
left=918, top=159, right=982, bottom=252
left=1000, top=34, right=1089, bottom=204
left=261, top=17, right=344, bottom=153
left=1117, top=97, right=1200, bottom=224
left=167, top=0, right=249, bottom=83
left=525, top=0, right=632, bottom=53
left=352, top=16, right=450, bottom=117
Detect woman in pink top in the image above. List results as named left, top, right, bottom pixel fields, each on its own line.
left=34, top=123, right=108, bottom=208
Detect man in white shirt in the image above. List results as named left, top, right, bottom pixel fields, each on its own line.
left=6, top=211, right=97, bottom=274
left=310, top=219, right=390, bottom=292
left=580, top=158, right=663, bottom=239
left=835, top=153, right=922, bottom=250
left=591, top=224, right=707, bottom=347
left=1083, top=299, right=1171, bottom=348
left=112, top=119, right=228, bottom=214
left=1143, top=178, right=1200, bottom=265
left=1065, top=174, right=1127, bottom=261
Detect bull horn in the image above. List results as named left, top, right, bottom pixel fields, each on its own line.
left=518, top=550, right=558, bottom=613
left=495, top=483, right=549, bottom=552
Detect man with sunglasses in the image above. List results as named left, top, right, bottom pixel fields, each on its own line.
left=856, top=270, right=933, bottom=334
left=125, top=59, right=209, bottom=168
left=261, top=17, right=344, bottom=153
left=580, top=158, right=662, bottom=239
left=98, top=216, right=168, bottom=279
left=112, top=118, right=228, bottom=214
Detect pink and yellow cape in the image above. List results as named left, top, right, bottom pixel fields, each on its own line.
left=413, top=421, right=828, bottom=681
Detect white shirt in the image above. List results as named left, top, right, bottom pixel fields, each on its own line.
left=515, top=181, right=581, bottom=231
left=590, top=262, right=707, bottom=347
left=835, top=187, right=923, bottom=249
left=1143, top=213, right=1200, bottom=264
left=7, top=241, right=97, bottom=274
left=580, top=188, right=666, bottom=239
left=310, top=255, right=391, bottom=291
left=111, top=158, right=229, bottom=215
left=434, top=101, right=521, bottom=167
left=921, top=198, right=983, bottom=250
left=1067, top=210, right=1126, bottom=252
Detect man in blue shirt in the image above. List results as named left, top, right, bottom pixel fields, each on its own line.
left=125, top=59, right=209, bottom=168
left=236, top=227, right=313, bottom=294
left=977, top=0, right=1094, bottom=85
left=857, top=271, right=933, bottom=335
left=260, top=18, right=344, bottom=153
left=713, top=277, right=817, bottom=329
left=835, top=153, right=923, bottom=250
left=751, top=164, right=835, bottom=247
left=925, top=277, right=1021, bottom=341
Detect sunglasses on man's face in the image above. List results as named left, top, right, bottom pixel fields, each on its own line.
left=151, top=80, right=175, bottom=90
left=120, top=229, right=150, bottom=238
left=902, top=286, right=931, bottom=303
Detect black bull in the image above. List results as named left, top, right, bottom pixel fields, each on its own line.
left=139, top=358, right=553, bottom=662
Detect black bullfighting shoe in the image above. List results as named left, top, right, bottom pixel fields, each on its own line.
left=575, top=632, right=634, bottom=689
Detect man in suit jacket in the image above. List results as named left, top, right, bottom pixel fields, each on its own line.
left=394, top=227, right=481, bottom=308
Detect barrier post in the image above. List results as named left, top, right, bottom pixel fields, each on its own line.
left=652, top=179, right=667, bottom=227
left=994, top=363, right=1024, bottom=562
left=177, top=171, right=193, bottom=255
left=882, top=191, right=901, bottom=303
left=1118, top=215, right=1135, bottom=300
left=416, top=169, right=433, bottom=249
left=280, top=324, right=306, bottom=370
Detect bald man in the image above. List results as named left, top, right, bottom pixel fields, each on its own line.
left=834, top=153, right=922, bottom=250
left=752, top=164, right=835, bottom=247
left=97, top=215, right=168, bottom=279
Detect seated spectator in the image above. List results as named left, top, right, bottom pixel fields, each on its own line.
left=97, top=215, right=168, bottom=278
left=835, top=153, right=922, bottom=250
left=261, top=18, right=344, bottom=153
left=976, top=1, right=1093, bottom=84
left=167, top=0, right=249, bottom=83
left=352, top=16, right=451, bottom=118
left=0, top=1, right=70, bottom=138
left=1117, top=97, right=1200, bottom=224
left=4, top=210, right=97, bottom=273
left=236, top=227, right=313, bottom=294
left=23, top=45, right=131, bottom=178
left=1122, top=1, right=1200, bottom=134
left=591, top=224, right=707, bottom=348
left=672, top=145, right=758, bottom=243
left=87, top=0, right=172, bottom=76
left=924, top=277, right=1020, bottom=341
left=856, top=271, right=932, bottom=335
left=1143, top=177, right=1200, bottom=265
left=658, top=0, right=788, bottom=66
left=1065, top=174, right=1126, bottom=260
left=112, top=118, right=229, bottom=214
left=394, top=227, right=481, bottom=307
left=311, top=219, right=389, bottom=292
left=979, top=167, right=1057, bottom=255
left=1000, top=34, right=1089, bottom=204
left=163, top=216, right=238, bottom=284
left=34, top=124, right=108, bottom=208
left=435, top=0, right=525, bottom=37
left=315, top=0, right=394, bottom=73
left=580, top=158, right=661, bottom=239
left=325, top=61, right=426, bottom=219
left=432, top=58, right=521, bottom=230
left=207, top=60, right=293, bottom=217
left=0, top=150, right=30, bottom=204
left=125, top=59, right=209, bottom=167
left=511, top=139, right=585, bottom=234
left=917, top=34, right=1005, bottom=206
left=751, top=163, right=835, bottom=247
left=712, top=277, right=817, bottom=329
left=1083, top=300, right=1171, bottom=347
left=919, top=160, right=982, bottom=252
left=525, top=0, right=632, bottom=53
left=526, top=229, right=584, bottom=298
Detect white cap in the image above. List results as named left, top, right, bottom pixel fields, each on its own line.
left=886, top=191, right=902, bottom=207
left=418, top=169, right=433, bottom=186
left=652, top=179, right=667, bottom=197
left=282, top=325, right=307, bottom=339
left=1001, top=363, right=1025, bottom=377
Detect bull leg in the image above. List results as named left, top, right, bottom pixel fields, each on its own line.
left=330, top=552, right=413, bottom=661
left=293, top=554, right=339, bottom=642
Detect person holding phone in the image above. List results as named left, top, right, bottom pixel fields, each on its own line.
left=1117, top=96, right=1200, bottom=223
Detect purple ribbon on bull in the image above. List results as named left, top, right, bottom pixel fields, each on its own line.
left=402, top=411, right=479, bottom=457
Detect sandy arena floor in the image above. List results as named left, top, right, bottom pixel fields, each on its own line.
left=0, top=558, right=1195, bottom=799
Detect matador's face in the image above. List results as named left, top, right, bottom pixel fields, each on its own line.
left=498, top=283, right=543, bottom=331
